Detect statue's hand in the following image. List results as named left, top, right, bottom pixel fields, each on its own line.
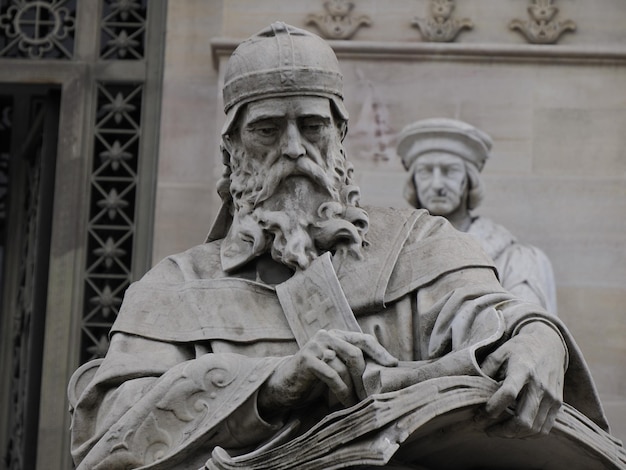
left=480, top=321, right=565, bottom=438
left=258, top=329, right=397, bottom=414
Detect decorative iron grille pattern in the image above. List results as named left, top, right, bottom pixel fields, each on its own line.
left=0, top=0, right=76, bottom=59
left=100, top=0, right=147, bottom=60
left=81, top=82, right=143, bottom=363
left=5, top=101, right=42, bottom=469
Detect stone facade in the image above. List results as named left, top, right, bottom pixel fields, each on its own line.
left=154, top=0, right=626, bottom=443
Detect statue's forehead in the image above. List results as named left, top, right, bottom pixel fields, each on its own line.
left=243, top=96, right=332, bottom=123
left=414, top=152, right=466, bottom=166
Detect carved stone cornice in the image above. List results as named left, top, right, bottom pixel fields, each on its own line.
left=510, top=0, right=576, bottom=44
left=412, top=0, right=473, bottom=43
left=306, top=0, right=371, bottom=40
left=211, top=39, right=626, bottom=69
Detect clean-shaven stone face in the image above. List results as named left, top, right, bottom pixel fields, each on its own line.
left=412, top=152, right=468, bottom=216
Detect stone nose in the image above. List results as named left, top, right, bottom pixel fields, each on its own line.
left=431, top=167, right=444, bottom=188
left=281, top=122, right=306, bottom=159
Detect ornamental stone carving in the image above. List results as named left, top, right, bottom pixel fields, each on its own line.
left=101, top=0, right=147, bottom=59
left=0, top=0, right=75, bottom=59
left=306, top=0, right=371, bottom=40
left=510, top=0, right=576, bottom=44
left=411, top=0, right=473, bottom=43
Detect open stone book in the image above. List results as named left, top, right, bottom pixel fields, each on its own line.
left=206, top=374, right=626, bottom=470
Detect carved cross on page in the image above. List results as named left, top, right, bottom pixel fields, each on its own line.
left=276, top=252, right=362, bottom=347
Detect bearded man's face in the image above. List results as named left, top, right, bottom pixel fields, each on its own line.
left=223, top=96, right=368, bottom=271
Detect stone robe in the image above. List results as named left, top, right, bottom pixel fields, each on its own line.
left=69, top=207, right=607, bottom=469
left=467, top=216, right=557, bottom=314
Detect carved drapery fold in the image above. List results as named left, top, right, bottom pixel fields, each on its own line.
left=75, top=354, right=281, bottom=469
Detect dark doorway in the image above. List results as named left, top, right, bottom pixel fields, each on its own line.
left=0, top=85, right=60, bottom=470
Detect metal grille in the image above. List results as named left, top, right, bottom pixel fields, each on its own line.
left=0, top=0, right=76, bottom=59
left=81, top=82, right=143, bottom=362
left=100, top=0, right=147, bottom=60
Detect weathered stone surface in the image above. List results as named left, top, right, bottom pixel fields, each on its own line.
left=69, top=21, right=625, bottom=470
left=154, top=0, right=626, bottom=446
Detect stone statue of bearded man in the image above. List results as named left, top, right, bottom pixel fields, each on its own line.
left=208, top=22, right=368, bottom=275
left=67, top=23, right=622, bottom=470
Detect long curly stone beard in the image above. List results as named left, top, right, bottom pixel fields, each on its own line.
left=227, top=142, right=369, bottom=271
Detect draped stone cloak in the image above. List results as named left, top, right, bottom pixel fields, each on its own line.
left=467, top=216, right=558, bottom=314
left=69, top=207, right=608, bottom=470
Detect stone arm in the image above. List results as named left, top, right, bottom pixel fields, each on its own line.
left=416, top=266, right=554, bottom=358
left=415, top=265, right=608, bottom=433
left=70, top=333, right=286, bottom=470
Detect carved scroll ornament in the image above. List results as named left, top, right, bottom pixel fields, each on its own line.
left=412, top=0, right=473, bottom=43
left=510, top=0, right=576, bottom=44
left=306, top=0, right=371, bottom=40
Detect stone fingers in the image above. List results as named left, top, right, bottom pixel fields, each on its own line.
left=485, top=374, right=522, bottom=420
left=483, top=352, right=563, bottom=438
left=329, top=329, right=398, bottom=366
left=310, top=352, right=358, bottom=406
left=311, top=330, right=368, bottom=402
left=487, top=384, right=562, bottom=438
left=306, top=329, right=398, bottom=404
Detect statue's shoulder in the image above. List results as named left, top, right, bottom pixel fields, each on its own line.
left=340, top=206, right=485, bottom=311
left=365, top=205, right=434, bottom=237
left=364, top=204, right=425, bottom=224
left=469, top=216, right=515, bottom=242
left=365, top=205, right=464, bottom=245
left=143, top=240, right=226, bottom=283
left=468, top=216, right=551, bottom=266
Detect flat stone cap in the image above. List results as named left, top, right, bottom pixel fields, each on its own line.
left=222, top=22, right=348, bottom=134
left=397, top=118, right=492, bottom=171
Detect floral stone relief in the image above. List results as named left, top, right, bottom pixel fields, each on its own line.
left=412, top=0, right=473, bottom=43
left=306, top=0, right=371, bottom=40
left=510, top=0, right=576, bottom=44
